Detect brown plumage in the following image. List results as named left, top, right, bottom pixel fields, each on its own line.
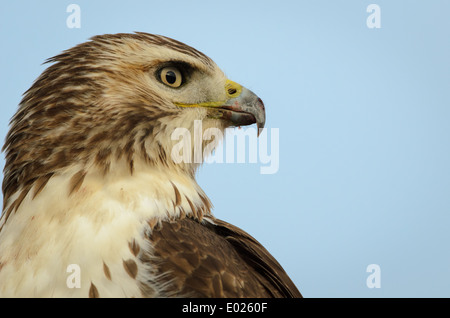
left=0, top=32, right=301, bottom=298
left=147, top=216, right=300, bottom=297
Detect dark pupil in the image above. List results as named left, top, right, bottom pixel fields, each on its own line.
left=165, top=71, right=177, bottom=84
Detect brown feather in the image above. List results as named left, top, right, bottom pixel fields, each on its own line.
left=123, top=259, right=138, bottom=279
left=68, top=171, right=86, bottom=196
left=32, top=173, right=54, bottom=199
left=142, top=216, right=302, bottom=298
left=89, top=283, right=100, bottom=298
left=103, top=262, right=112, bottom=281
left=171, top=182, right=182, bottom=207
left=128, top=240, right=140, bottom=257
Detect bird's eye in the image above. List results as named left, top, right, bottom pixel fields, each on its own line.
left=160, top=67, right=182, bottom=88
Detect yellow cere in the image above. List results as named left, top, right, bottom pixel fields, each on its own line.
left=225, top=80, right=242, bottom=98
left=175, top=79, right=242, bottom=108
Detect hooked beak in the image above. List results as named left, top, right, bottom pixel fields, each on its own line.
left=216, top=86, right=266, bottom=134
left=175, top=80, right=266, bottom=135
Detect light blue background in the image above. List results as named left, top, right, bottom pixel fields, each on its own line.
left=1, top=1, right=449, bottom=297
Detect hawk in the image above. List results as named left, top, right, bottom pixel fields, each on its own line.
left=0, top=32, right=301, bottom=298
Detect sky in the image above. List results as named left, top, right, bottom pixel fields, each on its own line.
left=0, top=0, right=449, bottom=297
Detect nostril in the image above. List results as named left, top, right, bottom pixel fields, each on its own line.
left=228, top=88, right=237, bottom=95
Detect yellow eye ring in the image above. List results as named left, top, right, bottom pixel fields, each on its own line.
left=160, top=67, right=182, bottom=88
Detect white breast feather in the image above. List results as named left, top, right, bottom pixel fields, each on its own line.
left=0, top=160, right=205, bottom=297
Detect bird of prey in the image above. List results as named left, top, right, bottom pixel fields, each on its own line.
left=0, top=32, right=301, bottom=298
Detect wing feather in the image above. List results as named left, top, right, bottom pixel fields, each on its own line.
left=141, top=216, right=302, bottom=298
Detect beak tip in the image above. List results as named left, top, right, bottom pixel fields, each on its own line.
left=256, top=98, right=265, bottom=137
left=257, top=123, right=264, bottom=137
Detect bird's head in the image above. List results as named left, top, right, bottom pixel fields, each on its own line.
left=2, top=32, right=265, bottom=207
